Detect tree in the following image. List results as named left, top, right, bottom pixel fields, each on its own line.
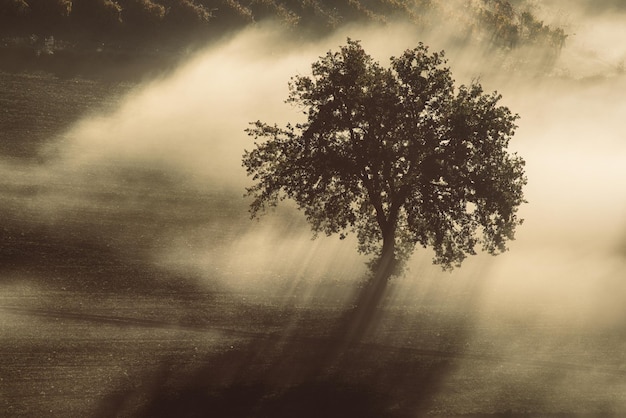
left=242, top=39, right=526, bottom=340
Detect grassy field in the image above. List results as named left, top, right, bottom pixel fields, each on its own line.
left=0, top=72, right=134, bottom=159
left=2, top=285, right=625, bottom=417
left=1, top=69, right=626, bottom=417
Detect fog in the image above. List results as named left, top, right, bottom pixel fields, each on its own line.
left=9, top=13, right=622, bottom=305
left=2, top=2, right=626, bottom=414
left=2, top=1, right=626, bottom=403
left=479, top=11, right=626, bottom=328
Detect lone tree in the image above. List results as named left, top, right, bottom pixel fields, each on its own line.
left=243, top=40, right=526, bottom=337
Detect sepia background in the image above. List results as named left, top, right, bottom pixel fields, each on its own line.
left=1, top=0, right=625, bottom=416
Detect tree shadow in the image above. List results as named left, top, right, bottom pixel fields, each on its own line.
left=95, top=295, right=471, bottom=417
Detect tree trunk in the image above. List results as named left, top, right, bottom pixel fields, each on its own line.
left=340, top=228, right=396, bottom=345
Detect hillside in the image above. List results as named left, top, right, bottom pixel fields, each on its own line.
left=0, top=0, right=567, bottom=78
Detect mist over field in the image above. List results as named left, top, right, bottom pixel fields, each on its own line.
left=2, top=0, right=626, bottom=415
left=10, top=11, right=626, bottom=306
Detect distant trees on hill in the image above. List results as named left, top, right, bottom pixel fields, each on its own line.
left=0, top=0, right=215, bottom=47
left=474, top=0, right=566, bottom=50
left=0, top=0, right=567, bottom=74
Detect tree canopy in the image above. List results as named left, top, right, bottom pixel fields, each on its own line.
left=243, top=39, right=526, bottom=279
